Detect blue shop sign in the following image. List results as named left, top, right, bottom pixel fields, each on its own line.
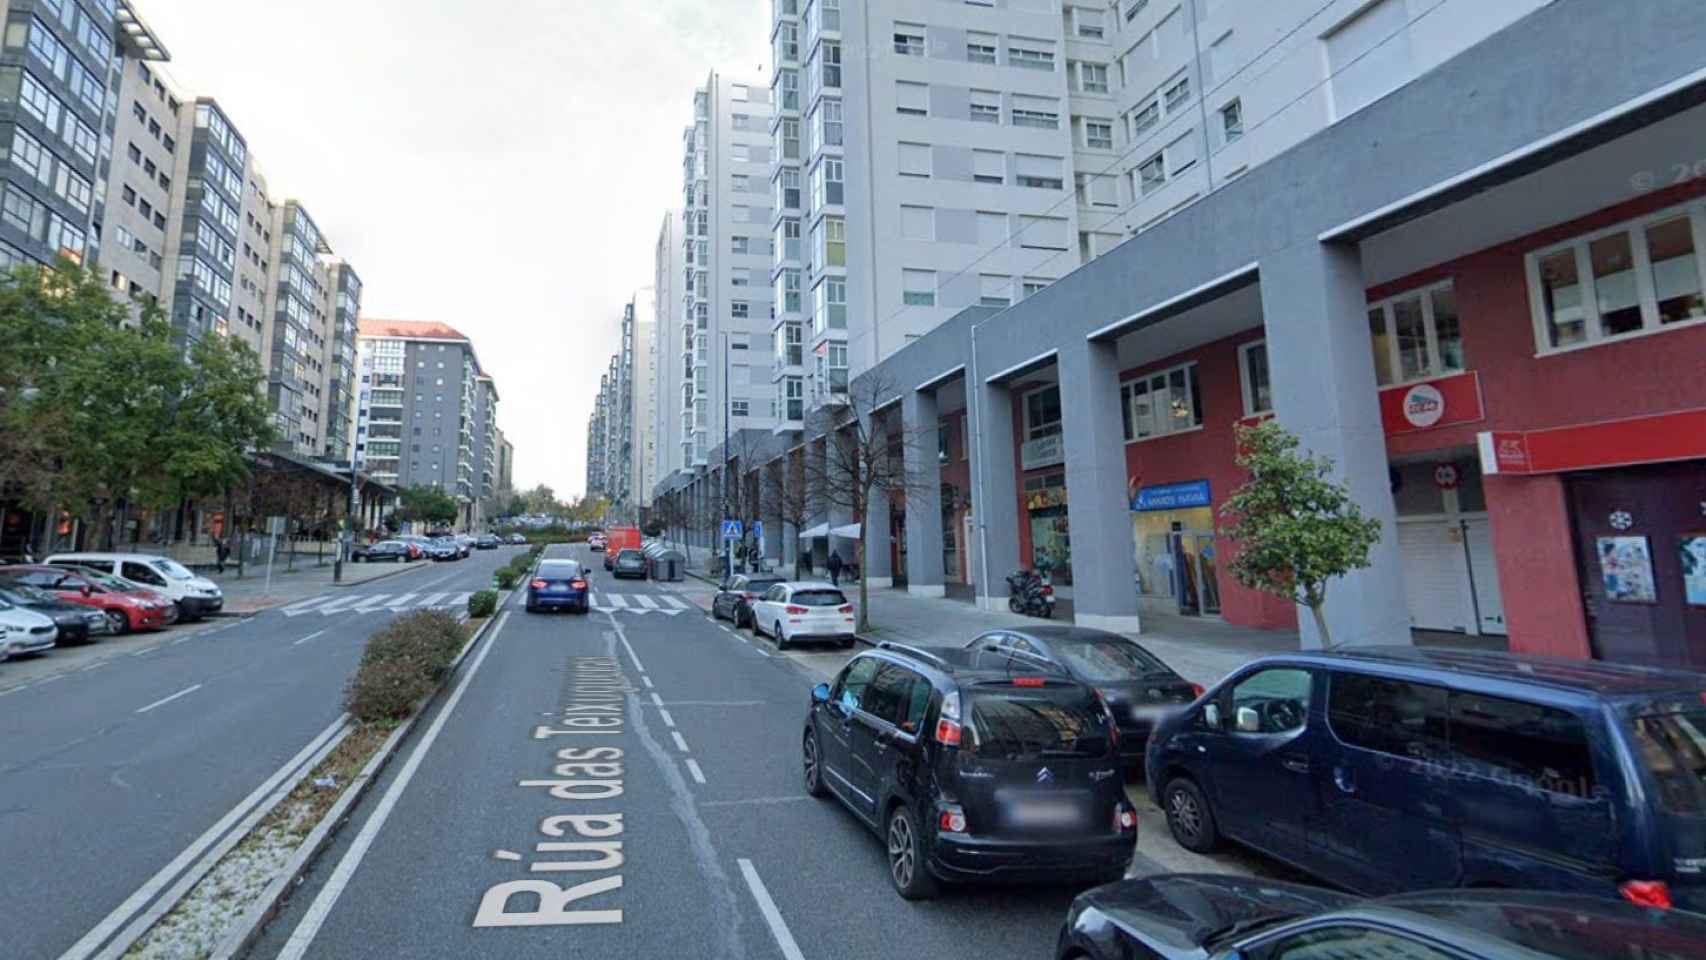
left=1132, top=479, right=1212, bottom=512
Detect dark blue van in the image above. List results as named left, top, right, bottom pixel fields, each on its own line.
left=1144, top=647, right=1706, bottom=913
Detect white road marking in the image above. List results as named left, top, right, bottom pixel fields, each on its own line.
left=658, top=595, right=687, bottom=610
left=446, top=592, right=471, bottom=609
left=416, top=592, right=446, bottom=607
left=169, top=634, right=195, bottom=646
left=685, top=758, right=707, bottom=784
left=671, top=731, right=690, bottom=753
left=280, top=595, right=333, bottom=613
left=129, top=646, right=159, bottom=657
left=386, top=592, right=419, bottom=609
left=619, top=634, right=646, bottom=672
left=292, top=629, right=327, bottom=646
left=277, top=612, right=509, bottom=960
left=136, top=684, right=202, bottom=714
left=78, top=661, right=108, bottom=672
left=738, top=859, right=806, bottom=960
left=604, top=593, right=628, bottom=609
left=634, top=594, right=658, bottom=610
left=649, top=692, right=665, bottom=708
left=311, top=595, right=361, bottom=616
left=349, top=594, right=392, bottom=613
left=658, top=709, right=676, bottom=728
left=640, top=675, right=654, bottom=689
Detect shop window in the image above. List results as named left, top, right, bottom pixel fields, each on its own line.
left=1527, top=201, right=1706, bottom=352
left=1366, top=281, right=1462, bottom=387
left=1023, top=385, right=1062, bottom=439
left=1120, top=362, right=1202, bottom=441
left=1237, top=340, right=1271, bottom=415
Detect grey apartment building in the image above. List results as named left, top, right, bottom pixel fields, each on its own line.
left=353, top=319, right=503, bottom=529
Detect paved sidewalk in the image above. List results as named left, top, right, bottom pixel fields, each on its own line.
left=203, top=557, right=431, bottom=614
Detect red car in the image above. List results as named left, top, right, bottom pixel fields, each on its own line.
left=0, top=565, right=177, bottom=634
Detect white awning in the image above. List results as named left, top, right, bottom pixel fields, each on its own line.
left=831, top=523, right=862, bottom=539
left=799, top=523, right=829, bottom=539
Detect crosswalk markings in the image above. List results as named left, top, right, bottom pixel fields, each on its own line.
left=585, top=592, right=688, bottom=616
left=635, top=594, right=658, bottom=610
left=387, top=592, right=419, bottom=609
left=278, top=592, right=471, bottom=618
left=605, top=594, right=628, bottom=609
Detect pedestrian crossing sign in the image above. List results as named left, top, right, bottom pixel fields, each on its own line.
left=721, top=520, right=743, bottom=540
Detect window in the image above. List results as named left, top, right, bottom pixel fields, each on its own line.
left=897, top=141, right=930, bottom=178
left=976, top=210, right=1008, bottom=245
left=732, top=235, right=749, bottom=255
left=1079, top=62, right=1109, bottom=95
left=785, top=375, right=804, bottom=420
left=1021, top=277, right=1051, bottom=298
left=1084, top=119, right=1114, bottom=150
left=1123, top=0, right=1148, bottom=22
left=775, top=167, right=800, bottom=209
left=1449, top=692, right=1596, bottom=798
left=1132, top=100, right=1160, bottom=135
left=1165, top=131, right=1197, bottom=175
left=1076, top=172, right=1118, bottom=207
left=1227, top=668, right=1312, bottom=735
left=1008, top=44, right=1054, bottom=71
left=1327, top=674, right=1449, bottom=762
left=1367, top=281, right=1462, bottom=386
left=730, top=400, right=750, bottom=418
left=820, top=41, right=841, bottom=88
left=1012, top=108, right=1057, bottom=129
left=1138, top=153, right=1165, bottom=194
left=969, top=89, right=1000, bottom=123
left=1078, top=7, right=1107, bottom=38
left=900, top=204, right=934, bottom=240
left=902, top=268, right=935, bottom=306
left=1018, top=215, right=1069, bottom=251
left=731, top=300, right=749, bottom=318
left=967, top=41, right=997, bottom=65
left=973, top=149, right=1005, bottom=184
left=1014, top=153, right=1063, bottom=190
left=1120, top=363, right=1202, bottom=441
left=896, top=80, right=928, bottom=117
left=1528, top=203, right=1706, bottom=351
left=1163, top=74, right=1190, bottom=112
left=1324, top=0, right=1415, bottom=122
left=1023, top=385, right=1061, bottom=439
left=893, top=25, right=925, bottom=56
left=1220, top=98, right=1244, bottom=143
left=1238, top=340, right=1271, bottom=415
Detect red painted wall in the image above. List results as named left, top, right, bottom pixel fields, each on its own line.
left=1482, top=473, right=1592, bottom=658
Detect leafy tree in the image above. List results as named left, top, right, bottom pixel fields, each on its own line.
left=395, top=485, right=459, bottom=527
left=166, top=331, right=277, bottom=502
left=1218, top=420, right=1383, bottom=646
left=761, top=454, right=809, bottom=579
left=520, top=484, right=560, bottom=515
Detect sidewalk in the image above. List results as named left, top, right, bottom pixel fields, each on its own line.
left=204, top=557, right=430, bottom=614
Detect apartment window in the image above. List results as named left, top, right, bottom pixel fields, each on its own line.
left=1009, top=44, right=1054, bottom=71
left=1121, top=363, right=1202, bottom=441
left=818, top=97, right=844, bottom=146
left=1014, top=154, right=1063, bottom=190
left=1528, top=204, right=1706, bottom=351
left=162, top=134, right=175, bottom=153
left=896, top=80, right=928, bottom=117
left=785, top=376, right=804, bottom=420
left=730, top=400, right=750, bottom=418
left=1165, top=131, right=1197, bottom=175
left=822, top=215, right=845, bottom=267
left=970, top=89, right=1000, bottom=124
left=1021, top=277, right=1052, bottom=298
left=1084, top=120, right=1114, bottom=150
left=1221, top=99, right=1244, bottom=143
left=1079, top=62, right=1109, bottom=95
left=894, top=25, right=925, bottom=56
left=126, top=142, right=141, bottom=163
left=1238, top=340, right=1272, bottom=415
left=900, top=204, right=934, bottom=240
left=776, top=268, right=802, bottom=313
left=821, top=41, right=842, bottom=89
left=898, top=141, right=931, bottom=178
left=1368, top=281, right=1463, bottom=386
left=775, top=217, right=801, bottom=260
left=1018, top=215, right=1070, bottom=251
left=1138, top=153, right=1165, bottom=194
left=776, top=167, right=801, bottom=210
left=902, top=268, right=936, bottom=306
left=1077, top=7, right=1107, bottom=38
left=979, top=275, right=1010, bottom=308
left=779, top=118, right=800, bottom=160
left=1132, top=100, right=1160, bottom=137
left=1163, top=74, right=1191, bottom=111
left=967, top=41, right=997, bottom=65
left=973, top=149, right=1004, bottom=184
left=810, top=157, right=843, bottom=207
left=732, top=235, right=750, bottom=255
left=776, top=68, right=799, bottom=111
left=731, top=174, right=750, bottom=193
left=814, top=276, right=847, bottom=331
left=731, top=300, right=750, bottom=319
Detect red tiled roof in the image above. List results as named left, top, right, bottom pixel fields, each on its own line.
left=357, top=318, right=470, bottom=342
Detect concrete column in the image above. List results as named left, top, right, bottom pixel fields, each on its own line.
left=864, top=442, right=894, bottom=590
left=1260, top=241, right=1409, bottom=648
left=903, top=388, right=945, bottom=597
left=762, top=469, right=784, bottom=568
left=1059, top=341, right=1142, bottom=633
left=970, top=377, right=1022, bottom=611
left=808, top=439, right=828, bottom=570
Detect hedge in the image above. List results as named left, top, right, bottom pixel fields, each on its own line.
left=345, top=609, right=466, bottom=722
left=468, top=589, right=497, bottom=618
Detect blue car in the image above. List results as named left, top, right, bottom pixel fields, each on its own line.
left=525, top=559, right=589, bottom=614
left=1146, top=646, right=1706, bottom=914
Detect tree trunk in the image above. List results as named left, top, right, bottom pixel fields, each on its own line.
left=1308, top=600, right=1332, bottom=649
left=855, top=536, right=869, bottom=633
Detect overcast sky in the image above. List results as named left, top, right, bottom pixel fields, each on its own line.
left=143, top=0, right=770, bottom=500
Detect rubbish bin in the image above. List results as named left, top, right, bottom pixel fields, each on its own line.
left=652, top=549, right=685, bottom=582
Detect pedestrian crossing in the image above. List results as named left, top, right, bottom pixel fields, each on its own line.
left=589, top=593, right=690, bottom=616
left=279, top=592, right=472, bottom=618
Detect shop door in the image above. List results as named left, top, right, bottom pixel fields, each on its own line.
left=1567, top=462, right=1706, bottom=670
left=1168, top=531, right=1221, bottom=616
left=1462, top=517, right=1507, bottom=636
left=1397, top=520, right=1477, bottom=633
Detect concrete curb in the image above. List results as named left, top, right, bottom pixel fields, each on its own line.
left=207, top=596, right=510, bottom=960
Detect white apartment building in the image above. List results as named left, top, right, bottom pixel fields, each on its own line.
left=651, top=213, right=685, bottom=485
left=630, top=288, right=657, bottom=510
left=677, top=73, right=779, bottom=467
left=770, top=0, right=1548, bottom=409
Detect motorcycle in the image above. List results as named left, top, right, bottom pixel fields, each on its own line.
left=1005, top=569, right=1055, bottom=618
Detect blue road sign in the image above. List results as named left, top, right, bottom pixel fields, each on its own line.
left=721, top=519, right=743, bottom=540
left=752, top=520, right=764, bottom=544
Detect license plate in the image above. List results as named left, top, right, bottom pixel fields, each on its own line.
left=549, top=584, right=566, bottom=592
left=1132, top=704, right=1175, bottom=721
left=1006, top=797, right=1083, bottom=828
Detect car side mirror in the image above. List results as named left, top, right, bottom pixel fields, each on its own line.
left=1203, top=703, right=1221, bottom=729
left=1235, top=706, right=1262, bottom=733
left=812, top=682, right=830, bottom=704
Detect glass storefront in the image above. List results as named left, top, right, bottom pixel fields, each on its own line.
left=1131, top=480, right=1221, bottom=616
left=1024, top=473, right=1071, bottom=585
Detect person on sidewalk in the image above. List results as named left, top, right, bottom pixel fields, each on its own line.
left=213, top=535, right=230, bottom=574
left=827, top=550, right=844, bottom=587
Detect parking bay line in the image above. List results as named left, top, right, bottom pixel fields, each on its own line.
left=738, top=859, right=806, bottom=960
left=136, top=683, right=202, bottom=714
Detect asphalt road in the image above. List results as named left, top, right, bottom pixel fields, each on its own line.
left=246, top=543, right=1116, bottom=960
left=0, top=545, right=524, bottom=960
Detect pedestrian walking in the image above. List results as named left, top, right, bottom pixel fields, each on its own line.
left=213, top=535, right=229, bottom=574
left=827, top=550, right=844, bottom=587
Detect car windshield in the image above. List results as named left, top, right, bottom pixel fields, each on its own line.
left=1629, top=708, right=1706, bottom=814
left=791, top=589, right=846, bottom=607
left=966, top=690, right=1111, bottom=759
left=0, top=584, right=45, bottom=604
left=158, top=559, right=195, bottom=580
left=1051, top=639, right=1171, bottom=682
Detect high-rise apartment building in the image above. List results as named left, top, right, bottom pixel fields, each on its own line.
left=650, top=212, right=685, bottom=487
left=99, top=47, right=175, bottom=320
left=629, top=291, right=656, bottom=513
left=320, top=257, right=363, bottom=460
left=677, top=73, right=778, bottom=465
left=495, top=429, right=513, bottom=497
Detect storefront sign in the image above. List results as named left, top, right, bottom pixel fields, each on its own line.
left=1379, top=371, right=1484, bottom=436
left=1479, top=406, right=1706, bottom=476
left=1020, top=433, right=1065, bottom=470
left=1132, top=480, right=1212, bottom=512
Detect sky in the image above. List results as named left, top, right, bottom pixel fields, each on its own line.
left=142, top=0, right=771, bottom=500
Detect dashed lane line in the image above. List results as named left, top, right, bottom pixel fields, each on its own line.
left=619, top=634, right=646, bottom=673
left=136, top=683, right=203, bottom=715
left=658, top=709, right=676, bottom=729
left=649, top=692, right=665, bottom=708
left=685, top=758, right=707, bottom=785
left=738, top=859, right=806, bottom=960
left=671, top=732, right=691, bottom=753
left=640, top=675, right=654, bottom=689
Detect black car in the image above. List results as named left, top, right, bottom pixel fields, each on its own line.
left=424, top=537, right=462, bottom=562
left=1057, top=875, right=1706, bottom=959
left=964, top=627, right=1201, bottom=766
left=804, top=642, right=1137, bottom=900
left=352, top=540, right=411, bottom=563
left=0, top=582, right=107, bottom=644
left=711, top=574, right=785, bottom=628
left=476, top=534, right=499, bottom=550
left=611, top=549, right=647, bottom=579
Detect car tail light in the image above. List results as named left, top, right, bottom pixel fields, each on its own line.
left=570, top=579, right=587, bottom=589
left=938, top=806, right=967, bottom=834
left=934, top=718, right=962, bottom=747
left=1621, top=880, right=1673, bottom=909
left=838, top=604, right=853, bottom=614
left=1012, top=677, right=1046, bottom=687
left=1190, top=683, right=1206, bottom=699
left=530, top=580, right=548, bottom=590
left=785, top=605, right=808, bottom=615
left=1114, top=802, right=1138, bottom=833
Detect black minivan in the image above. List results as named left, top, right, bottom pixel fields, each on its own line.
left=804, top=642, right=1138, bottom=899
left=1145, top=646, right=1706, bottom=913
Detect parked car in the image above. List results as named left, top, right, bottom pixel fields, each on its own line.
left=806, top=642, right=1137, bottom=898
left=0, top=582, right=107, bottom=644
left=963, top=627, right=1201, bottom=767
left=525, top=559, right=590, bottom=614
left=476, top=533, right=499, bottom=550
left=1146, top=646, right=1706, bottom=913
left=1057, top=875, right=1706, bottom=960
left=711, top=574, right=787, bottom=629
left=352, top=540, right=411, bottom=563
left=395, top=536, right=431, bottom=560
left=507, top=533, right=527, bottom=545
left=424, top=537, right=462, bottom=562
left=0, top=599, right=58, bottom=658
left=610, top=549, right=647, bottom=579
left=44, top=552, right=223, bottom=620
left=455, top=534, right=476, bottom=557
left=0, top=566, right=177, bottom=634
left=750, top=581, right=857, bottom=650
left=587, top=532, right=607, bottom=552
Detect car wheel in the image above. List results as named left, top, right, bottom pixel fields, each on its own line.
left=774, top=622, right=789, bottom=651
left=1163, top=777, right=1219, bottom=853
left=886, top=803, right=938, bottom=900
left=105, top=609, right=130, bottom=635
left=802, top=730, right=829, bottom=799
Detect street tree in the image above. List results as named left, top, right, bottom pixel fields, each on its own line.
left=761, top=454, right=809, bottom=579
left=520, top=484, right=559, bottom=515
left=167, top=331, right=278, bottom=538
left=1218, top=419, right=1383, bottom=646
left=803, top=375, right=932, bottom=632
left=394, top=485, right=460, bottom=528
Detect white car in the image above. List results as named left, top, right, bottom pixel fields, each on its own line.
left=44, top=552, right=224, bottom=620
left=749, top=581, right=857, bottom=650
left=0, top=601, right=58, bottom=659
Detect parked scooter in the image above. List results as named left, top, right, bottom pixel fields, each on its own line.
left=1005, top=569, right=1055, bottom=618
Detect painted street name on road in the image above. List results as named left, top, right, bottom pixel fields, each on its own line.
left=475, top=655, right=631, bottom=928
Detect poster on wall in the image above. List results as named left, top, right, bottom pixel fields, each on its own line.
left=1682, top=534, right=1706, bottom=607
left=1597, top=536, right=1657, bottom=604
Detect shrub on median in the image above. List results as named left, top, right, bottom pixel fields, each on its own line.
left=468, top=589, right=497, bottom=618
left=345, top=609, right=466, bottom=722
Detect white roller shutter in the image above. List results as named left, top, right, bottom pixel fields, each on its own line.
left=1397, top=519, right=1475, bottom=633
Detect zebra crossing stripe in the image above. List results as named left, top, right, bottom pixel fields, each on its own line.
left=349, top=594, right=393, bottom=613
left=313, top=595, right=362, bottom=615
left=605, top=594, right=628, bottom=609
left=281, top=595, right=333, bottom=613
left=634, top=594, right=658, bottom=610
left=387, top=593, right=419, bottom=609
left=658, top=595, right=687, bottom=610
left=417, top=592, right=446, bottom=607
left=447, top=592, right=471, bottom=608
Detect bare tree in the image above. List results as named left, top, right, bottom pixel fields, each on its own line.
left=802, top=374, right=933, bottom=632
left=761, top=453, right=810, bottom=579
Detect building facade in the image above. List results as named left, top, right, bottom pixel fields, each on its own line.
left=630, top=290, right=656, bottom=513
left=651, top=213, right=686, bottom=486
